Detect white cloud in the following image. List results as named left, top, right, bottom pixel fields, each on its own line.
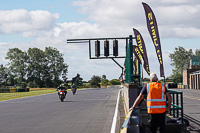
left=1, top=0, right=200, bottom=80
left=156, top=5, right=200, bottom=28
left=173, top=27, right=200, bottom=38
left=0, top=42, right=10, bottom=46
left=0, top=9, right=59, bottom=34
left=73, top=0, right=200, bottom=39
left=161, top=0, right=200, bottom=4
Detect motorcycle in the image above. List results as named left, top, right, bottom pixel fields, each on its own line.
left=58, top=89, right=66, bottom=102
left=72, top=87, right=76, bottom=95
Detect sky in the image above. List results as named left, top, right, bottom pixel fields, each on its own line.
left=0, top=0, right=200, bottom=81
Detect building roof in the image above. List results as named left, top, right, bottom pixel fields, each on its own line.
left=190, top=70, right=200, bottom=75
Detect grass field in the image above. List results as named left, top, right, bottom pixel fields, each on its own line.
left=0, top=88, right=56, bottom=101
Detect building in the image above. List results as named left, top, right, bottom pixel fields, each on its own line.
left=183, top=56, right=200, bottom=89
left=190, top=70, right=200, bottom=89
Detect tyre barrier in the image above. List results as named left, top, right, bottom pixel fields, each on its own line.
left=0, top=88, right=10, bottom=93
left=10, top=88, right=16, bottom=93
left=0, top=88, right=29, bottom=93
left=177, top=85, right=188, bottom=89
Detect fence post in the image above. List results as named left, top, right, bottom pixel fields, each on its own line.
left=181, top=92, right=184, bottom=124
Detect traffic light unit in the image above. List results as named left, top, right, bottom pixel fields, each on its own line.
left=104, top=40, right=109, bottom=56
left=95, top=40, right=100, bottom=57
left=113, top=40, right=118, bottom=56
left=95, top=40, right=118, bottom=57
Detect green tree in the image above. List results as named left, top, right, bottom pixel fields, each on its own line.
left=170, top=69, right=183, bottom=83
left=89, top=75, right=101, bottom=88
left=195, top=49, right=200, bottom=56
left=5, top=47, right=68, bottom=88
left=71, top=73, right=83, bottom=87
left=27, top=48, right=46, bottom=88
left=101, top=75, right=108, bottom=87
left=169, top=46, right=193, bottom=83
left=45, top=47, right=65, bottom=87
left=62, top=64, right=68, bottom=83
left=0, top=65, right=8, bottom=86
left=109, top=79, right=120, bottom=85
left=6, top=75, right=15, bottom=86
left=5, top=48, right=28, bottom=83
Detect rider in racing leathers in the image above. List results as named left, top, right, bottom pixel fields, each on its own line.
left=56, top=84, right=67, bottom=96
left=71, top=84, right=77, bottom=92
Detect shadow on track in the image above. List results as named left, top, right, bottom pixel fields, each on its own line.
left=63, top=101, right=77, bottom=103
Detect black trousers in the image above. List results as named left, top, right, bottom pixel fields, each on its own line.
left=148, top=112, right=166, bottom=133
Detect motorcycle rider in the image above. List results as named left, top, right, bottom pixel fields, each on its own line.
left=57, top=83, right=67, bottom=96
left=71, top=84, right=77, bottom=91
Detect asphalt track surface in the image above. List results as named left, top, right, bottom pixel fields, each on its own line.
left=174, top=89, right=200, bottom=132
left=0, top=87, right=120, bottom=133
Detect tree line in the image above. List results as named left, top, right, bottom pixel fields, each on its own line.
left=169, top=47, right=200, bottom=83
left=2, top=46, right=197, bottom=87
left=0, top=47, right=121, bottom=88
left=89, top=75, right=121, bottom=87
left=0, top=47, right=67, bottom=88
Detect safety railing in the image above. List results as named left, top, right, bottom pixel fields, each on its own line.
left=135, top=87, right=184, bottom=124
left=167, top=90, right=184, bottom=124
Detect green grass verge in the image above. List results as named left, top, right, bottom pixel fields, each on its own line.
left=0, top=87, right=92, bottom=101
left=0, top=89, right=56, bottom=101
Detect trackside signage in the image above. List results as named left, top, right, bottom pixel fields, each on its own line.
left=142, top=2, right=165, bottom=77
left=133, top=28, right=150, bottom=75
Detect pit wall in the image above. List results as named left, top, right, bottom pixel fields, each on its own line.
left=122, top=83, right=138, bottom=115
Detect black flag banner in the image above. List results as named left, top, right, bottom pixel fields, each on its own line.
left=133, top=28, right=150, bottom=75
left=142, top=2, right=165, bottom=77
left=133, top=45, right=142, bottom=65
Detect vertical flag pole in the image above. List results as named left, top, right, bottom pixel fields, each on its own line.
left=141, top=65, right=143, bottom=87
left=164, top=76, right=165, bottom=84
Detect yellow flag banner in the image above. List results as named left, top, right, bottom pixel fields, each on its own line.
left=133, top=45, right=142, bottom=65
left=142, top=2, right=165, bottom=77
left=133, top=28, right=150, bottom=75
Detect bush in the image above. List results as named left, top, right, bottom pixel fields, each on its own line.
left=109, top=79, right=120, bottom=85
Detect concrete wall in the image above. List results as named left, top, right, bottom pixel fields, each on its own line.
left=122, top=83, right=138, bottom=115
left=183, top=69, right=188, bottom=85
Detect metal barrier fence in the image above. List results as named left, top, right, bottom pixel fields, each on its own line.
left=168, top=90, right=184, bottom=124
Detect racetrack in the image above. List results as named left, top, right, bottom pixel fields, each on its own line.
left=0, top=87, right=120, bottom=133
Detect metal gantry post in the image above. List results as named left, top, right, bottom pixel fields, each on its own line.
left=125, top=35, right=134, bottom=83
left=89, top=40, right=91, bottom=59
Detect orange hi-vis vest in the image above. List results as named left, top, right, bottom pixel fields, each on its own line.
left=146, top=82, right=166, bottom=114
